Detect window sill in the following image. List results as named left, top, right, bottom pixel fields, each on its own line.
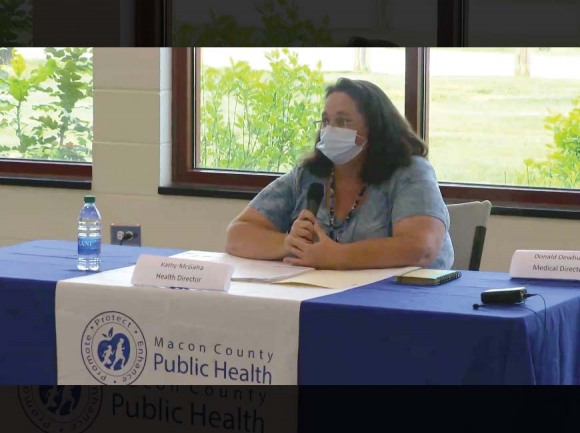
left=0, top=176, right=91, bottom=190
left=159, top=185, right=580, bottom=220
left=490, top=204, right=580, bottom=220
left=159, top=184, right=257, bottom=200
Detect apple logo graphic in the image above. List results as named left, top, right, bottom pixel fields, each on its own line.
left=81, top=311, right=147, bottom=385
left=97, top=327, right=130, bottom=371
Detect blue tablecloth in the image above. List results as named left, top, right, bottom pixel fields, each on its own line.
left=0, top=240, right=183, bottom=384
left=2, top=240, right=580, bottom=385
left=299, top=271, right=580, bottom=384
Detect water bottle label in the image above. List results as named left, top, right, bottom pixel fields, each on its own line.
left=78, top=237, right=101, bottom=255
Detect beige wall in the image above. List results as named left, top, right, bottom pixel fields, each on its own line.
left=1, top=48, right=578, bottom=272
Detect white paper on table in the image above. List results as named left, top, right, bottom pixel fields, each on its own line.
left=171, top=250, right=314, bottom=282
left=275, top=266, right=421, bottom=289
left=171, top=251, right=419, bottom=289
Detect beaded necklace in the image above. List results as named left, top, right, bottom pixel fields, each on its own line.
left=328, top=169, right=367, bottom=242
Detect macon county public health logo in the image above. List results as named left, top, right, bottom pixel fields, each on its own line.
left=18, top=385, right=102, bottom=433
left=81, top=311, right=147, bottom=385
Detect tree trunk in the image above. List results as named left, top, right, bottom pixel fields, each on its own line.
left=515, top=48, right=530, bottom=77
left=354, top=48, right=369, bottom=73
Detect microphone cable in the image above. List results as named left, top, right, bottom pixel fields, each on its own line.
left=519, top=293, right=547, bottom=366
left=473, top=293, right=547, bottom=367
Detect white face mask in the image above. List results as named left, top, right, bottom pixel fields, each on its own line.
left=315, top=125, right=367, bottom=165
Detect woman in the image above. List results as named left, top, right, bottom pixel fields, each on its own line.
left=225, top=77, right=454, bottom=270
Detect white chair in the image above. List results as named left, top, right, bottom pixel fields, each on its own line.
left=446, top=200, right=492, bottom=271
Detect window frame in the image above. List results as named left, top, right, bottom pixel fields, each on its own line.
left=0, top=45, right=93, bottom=181
left=171, top=46, right=580, bottom=207
left=0, top=160, right=91, bottom=179
left=0, top=0, right=166, bottom=183
left=172, top=48, right=428, bottom=191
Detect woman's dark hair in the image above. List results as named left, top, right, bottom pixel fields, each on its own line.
left=300, top=77, right=428, bottom=185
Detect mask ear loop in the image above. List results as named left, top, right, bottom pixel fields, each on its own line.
left=356, top=135, right=368, bottom=148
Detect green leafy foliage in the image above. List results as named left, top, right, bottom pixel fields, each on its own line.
left=174, top=0, right=333, bottom=46
left=517, top=98, right=580, bottom=188
left=199, top=48, right=325, bottom=172
left=0, top=47, right=93, bottom=161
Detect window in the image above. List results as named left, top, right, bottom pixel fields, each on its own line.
left=166, top=0, right=580, bottom=208
left=197, top=47, right=405, bottom=173
left=0, top=47, right=93, bottom=180
left=430, top=47, right=580, bottom=207
left=429, top=48, right=580, bottom=189
left=172, top=47, right=418, bottom=190
left=173, top=46, right=580, bottom=207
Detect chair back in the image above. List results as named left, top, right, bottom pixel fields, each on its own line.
left=446, top=200, right=492, bottom=271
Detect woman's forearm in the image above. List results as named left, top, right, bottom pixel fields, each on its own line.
left=338, top=236, right=435, bottom=270
left=225, top=222, right=288, bottom=260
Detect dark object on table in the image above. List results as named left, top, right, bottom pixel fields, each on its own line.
left=396, top=269, right=462, bottom=286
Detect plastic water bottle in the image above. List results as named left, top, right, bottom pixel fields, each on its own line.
left=77, top=195, right=102, bottom=271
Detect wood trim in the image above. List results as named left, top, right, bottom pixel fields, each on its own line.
left=405, top=48, right=419, bottom=133
left=172, top=47, right=190, bottom=181
left=193, top=48, right=201, bottom=167
left=440, top=184, right=580, bottom=207
left=0, top=160, right=91, bottom=179
left=0, top=1, right=166, bottom=184
left=405, top=47, right=427, bottom=139
left=171, top=48, right=278, bottom=190
left=423, top=48, right=430, bottom=144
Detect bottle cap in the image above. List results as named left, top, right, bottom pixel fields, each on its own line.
left=84, top=195, right=96, bottom=204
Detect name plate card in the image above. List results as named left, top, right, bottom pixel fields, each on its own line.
left=509, top=250, right=580, bottom=281
left=131, top=254, right=234, bottom=292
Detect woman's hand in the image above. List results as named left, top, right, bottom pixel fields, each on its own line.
left=284, top=210, right=317, bottom=254
left=283, top=222, right=344, bottom=269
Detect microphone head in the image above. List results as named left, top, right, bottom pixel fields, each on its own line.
left=307, top=183, right=324, bottom=203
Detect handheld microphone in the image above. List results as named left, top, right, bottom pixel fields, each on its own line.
left=306, top=183, right=324, bottom=217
